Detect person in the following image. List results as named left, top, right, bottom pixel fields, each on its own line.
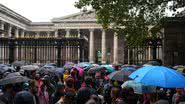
left=154, top=91, right=169, bottom=104
left=63, top=92, right=76, bottom=104
left=29, top=80, right=40, bottom=104
left=65, top=77, right=76, bottom=95
left=0, top=84, right=15, bottom=104
left=38, top=82, right=49, bottom=104
left=103, top=79, right=113, bottom=104
left=76, top=76, right=97, bottom=104
left=172, top=88, right=184, bottom=104
left=14, top=91, right=35, bottom=104
left=111, top=87, right=126, bottom=104
left=50, top=82, right=65, bottom=104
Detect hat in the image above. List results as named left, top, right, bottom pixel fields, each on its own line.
left=14, top=91, right=34, bottom=104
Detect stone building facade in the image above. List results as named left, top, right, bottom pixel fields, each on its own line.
left=0, top=4, right=127, bottom=64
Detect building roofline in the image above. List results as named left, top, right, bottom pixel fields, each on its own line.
left=0, top=4, right=31, bottom=24
left=51, top=10, right=95, bottom=22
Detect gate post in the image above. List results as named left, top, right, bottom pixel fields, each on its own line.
left=9, top=38, right=15, bottom=64
left=34, top=39, right=37, bottom=63
left=57, top=40, right=61, bottom=67
left=79, top=40, right=84, bottom=62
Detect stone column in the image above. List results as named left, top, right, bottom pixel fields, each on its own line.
left=113, top=32, right=118, bottom=64
left=55, top=30, right=58, bottom=38
left=47, top=31, right=50, bottom=38
left=21, top=30, right=25, bottom=38
left=89, top=29, right=95, bottom=63
left=15, top=27, right=19, bottom=38
left=36, top=32, right=40, bottom=38
left=66, top=29, right=70, bottom=38
left=127, top=48, right=130, bottom=64
left=0, top=21, right=5, bottom=37
left=8, top=24, right=12, bottom=37
left=77, top=29, right=81, bottom=38
left=101, top=29, right=107, bottom=64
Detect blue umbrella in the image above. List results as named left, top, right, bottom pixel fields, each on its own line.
left=129, top=66, right=185, bottom=88
left=121, top=66, right=136, bottom=72
left=122, top=80, right=156, bottom=94
left=76, top=62, right=91, bottom=68
left=55, top=68, right=65, bottom=77
left=63, top=62, right=75, bottom=70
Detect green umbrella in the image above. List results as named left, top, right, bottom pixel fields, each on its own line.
left=101, top=65, right=115, bottom=73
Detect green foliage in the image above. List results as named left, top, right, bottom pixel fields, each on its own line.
left=75, top=0, right=184, bottom=46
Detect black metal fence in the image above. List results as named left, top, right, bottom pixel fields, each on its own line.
left=0, top=38, right=88, bottom=66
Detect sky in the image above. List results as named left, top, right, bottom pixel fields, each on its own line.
left=1, top=0, right=80, bottom=22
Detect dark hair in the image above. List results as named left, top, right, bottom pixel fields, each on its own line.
left=158, top=90, right=167, bottom=100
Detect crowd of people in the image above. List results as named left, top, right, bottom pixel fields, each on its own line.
left=0, top=62, right=185, bottom=104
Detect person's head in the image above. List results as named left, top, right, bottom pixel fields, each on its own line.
left=111, top=87, right=121, bottom=98
left=3, top=84, right=13, bottom=92
left=90, top=94, right=99, bottom=103
left=29, top=80, right=39, bottom=94
left=176, top=88, right=184, bottom=94
left=85, top=99, right=97, bottom=104
left=63, top=92, right=76, bottom=104
left=14, top=91, right=34, bottom=104
left=84, top=76, right=93, bottom=85
left=158, top=90, right=167, bottom=100
left=65, top=77, right=74, bottom=88
left=56, top=82, right=65, bottom=94
left=34, top=73, right=40, bottom=80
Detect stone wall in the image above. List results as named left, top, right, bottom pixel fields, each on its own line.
left=163, top=18, right=185, bottom=65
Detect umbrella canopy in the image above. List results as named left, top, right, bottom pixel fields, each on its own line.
left=88, top=66, right=106, bottom=74
left=0, top=72, right=30, bottom=85
left=55, top=68, right=65, bottom=77
left=76, top=62, right=92, bottom=68
left=108, top=70, right=131, bottom=82
left=12, top=60, right=30, bottom=66
left=38, top=66, right=56, bottom=76
left=143, top=61, right=160, bottom=66
left=21, top=65, right=39, bottom=71
left=0, top=65, right=16, bottom=74
left=101, top=65, right=116, bottom=73
left=76, top=67, right=84, bottom=77
left=173, top=65, right=185, bottom=74
left=122, top=80, right=156, bottom=94
left=121, top=66, right=136, bottom=72
left=63, top=62, right=75, bottom=70
left=129, top=66, right=185, bottom=88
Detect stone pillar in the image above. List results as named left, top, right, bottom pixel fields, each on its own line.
left=0, top=21, right=5, bottom=37
left=113, top=32, right=118, bottom=64
left=148, top=46, right=151, bottom=60
left=55, top=30, right=58, bottom=38
left=77, top=29, right=81, bottom=38
left=66, top=29, right=70, bottom=38
left=8, top=24, right=12, bottom=37
left=47, top=31, right=50, bottom=38
left=15, top=27, right=19, bottom=38
left=101, top=29, right=107, bottom=64
left=128, top=48, right=130, bottom=64
left=21, top=30, right=25, bottom=38
left=36, top=32, right=40, bottom=38
left=89, top=29, right=95, bottom=63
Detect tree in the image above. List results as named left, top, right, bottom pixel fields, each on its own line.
left=75, top=0, right=185, bottom=46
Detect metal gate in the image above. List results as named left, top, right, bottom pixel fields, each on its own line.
left=0, top=38, right=88, bottom=66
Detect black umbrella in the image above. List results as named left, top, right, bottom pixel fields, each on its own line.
left=88, top=66, right=106, bottom=74
left=107, top=70, right=131, bottom=82
left=21, top=65, right=39, bottom=71
left=144, top=61, right=160, bottom=66
left=0, top=72, right=30, bottom=85
left=12, top=60, right=30, bottom=67
left=38, top=66, right=56, bottom=76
